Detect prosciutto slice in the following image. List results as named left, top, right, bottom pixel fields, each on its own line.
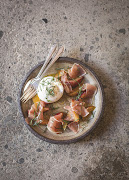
left=80, top=83, right=97, bottom=99
left=61, top=72, right=73, bottom=93
left=70, top=99, right=85, bottom=107
left=64, top=106, right=72, bottom=111
left=63, top=82, right=73, bottom=93
left=27, top=101, right=49, bottom=125
left=71, top=99, right=89, bottom=117
left=68, top=63, right=86, bottom=79
left=53, top=113, right=63, bottom=122
left=64, top=111, right=75, bottom=121
left=73, top=105, right=89, bottom=117
left=28, top=106, right=35, bottom=119
left=64, top=106, right=79, bottom=122
left=68, top=76, right=84, bottom=88
left=47, top=113, right=64, bottom=134
left=64, top=99, right=90, bottom=120
left=64, top=99, right=95, bottom=133
left=61, top=72, right=84, bottom=93
left=64, top=99, right=89, bottom=123
left=68, top=122, right=79, bottom=133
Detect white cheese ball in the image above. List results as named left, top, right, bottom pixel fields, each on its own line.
left=37, top=76, right=64, bottom=103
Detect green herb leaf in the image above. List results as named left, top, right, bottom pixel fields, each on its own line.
left=46, top=86, right=55, bottom=97
left=63, top=120, right=69, bottom=123
left=29, top=112, right=36, bottom=125
left=62, top=120, right=69, bottom=131
left=37, top=102, right=40, bottom=112
left=76, top=85, right=83, bottom=100
left=88, top=111, right=96, bottom=121
left=33, top=121, right=40, bottom=126
left=30, top=119, right=33, bottom=125
left=91, top=111, right=96, bottom=118
left=52, top=76, right=55, bottom=81
left=58, top=72, right=60, bottom=80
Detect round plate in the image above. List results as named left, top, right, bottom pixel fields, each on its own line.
left=19, top=57, right=104, bottom=144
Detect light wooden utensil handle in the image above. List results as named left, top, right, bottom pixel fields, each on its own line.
left=37, top=45, right=57, bottom=78
left=40, top=46, right=65, bottom=79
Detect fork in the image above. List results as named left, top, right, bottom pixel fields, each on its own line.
left=20, top=45, right=57, bottom=102
left=20, top=46, right=65, bottom=103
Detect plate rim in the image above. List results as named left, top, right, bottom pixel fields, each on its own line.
left=18, top=57, right=105, bottom=144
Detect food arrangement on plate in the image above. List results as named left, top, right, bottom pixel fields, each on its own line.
left=19, top=45, right=103, bottom=143
left=25, top=63, right=97, bottom=134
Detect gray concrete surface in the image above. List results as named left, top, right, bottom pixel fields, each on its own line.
left=0, top=0, right=129, bottom=179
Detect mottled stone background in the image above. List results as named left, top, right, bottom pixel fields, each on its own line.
left=0, top=0, right=129, bottom=180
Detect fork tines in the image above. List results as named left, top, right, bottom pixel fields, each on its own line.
left=20, top=84, right=36, bottom=103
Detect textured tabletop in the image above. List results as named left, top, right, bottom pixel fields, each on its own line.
left=0, top=0, right=129, bottom=180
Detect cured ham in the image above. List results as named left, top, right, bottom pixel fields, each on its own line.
left=79, top=83, right=97, bottom=99
left=61, top=72, right=84, bottom=88
left=63, top=82, right=73, bottom=93
left=68, top=81, right=84, bottom=97
left=26, top=101, right=49, bottom=125
left=72, top=105, right=89, bottom=117
left=53, top=113, right=63, bottom=122
left=61, top=72, right=73, bottom=93
left=64, top=106, right=72, bottom=111
left=28, top=106, right=35, bottom=119
left=64, top=106, right=79, bottom=122
left=71, top=99, right=89, bottom=117
left=68, top=63, right=86, bottom=79
left=65, top=111, right=75, bottom=121
left=47, top=113, right=63, bottom=134
left=61, top=72, right=84, bottom=93
left=68, top=122, right=79, bottom=133
left=64, top=99, right=96, bottom=133
left=70, top=99, right=85, bottom=107
left=68, top=76, right=84, bottom=87
left=64, top=99, right=89, bottom=122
